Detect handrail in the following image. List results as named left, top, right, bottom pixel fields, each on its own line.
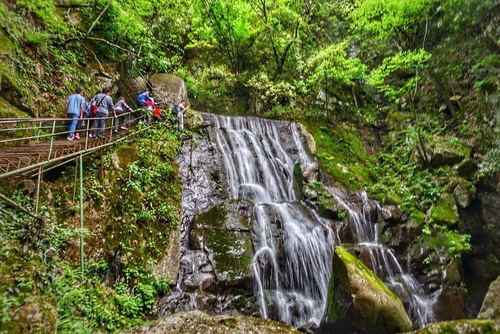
left=0, top=110, right=152, bottom=178
left=0, top=110, right=137, bottom=124
left=0, top=111, right=141, bottom=145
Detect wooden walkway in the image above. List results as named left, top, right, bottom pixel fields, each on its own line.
left=0, top=113, right=146, bottom=178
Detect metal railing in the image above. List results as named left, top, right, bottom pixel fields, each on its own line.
left=0, top=110, right=151, bottom=178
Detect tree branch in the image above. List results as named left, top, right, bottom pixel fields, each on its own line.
left=86, top=0, right=111, bottom=36
left=85, top=36, right=138, bottom=56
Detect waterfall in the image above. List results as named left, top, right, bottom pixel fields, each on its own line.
left=211, top=115, right=334, bottom=328
left=166, top=113, right=437, bottom=330
left=328, top=189, right=441, bottom=328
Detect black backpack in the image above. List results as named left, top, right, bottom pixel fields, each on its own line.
left=172, top=104, right=179, bottom=116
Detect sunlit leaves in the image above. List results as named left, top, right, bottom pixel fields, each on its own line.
left=306, top=42, right=366, bottom=88
left=367, top=49, right=431, bottom=102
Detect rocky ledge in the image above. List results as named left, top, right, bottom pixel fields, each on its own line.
left=125, top=310, right=300, bottom=334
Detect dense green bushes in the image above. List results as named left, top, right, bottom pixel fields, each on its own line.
left=0, top=123, right=181, bottom=333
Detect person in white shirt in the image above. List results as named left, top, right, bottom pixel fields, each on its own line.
left=174, top=100, right=189, bottom=130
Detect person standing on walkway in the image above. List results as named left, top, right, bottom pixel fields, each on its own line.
left=174, top=100, right=189, bottom=130
left=64, top=87, right=85, bottom=141
left=114, top=96, right=133, bottom=132
left=90, top=88, right=115, bottom=138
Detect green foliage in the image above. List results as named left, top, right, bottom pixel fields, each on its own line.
left=55, top=264, right=169, bottom=332
left=422, top=224, right=471, bottom=260
left=247, top=73, right=296, bottom=112
left=306, top=43, right=366, bottom=88
left=0, top=123, right=181, bottom=333
left=368, top=49, right=431, bottom=103
left=350, top=0, right=438, bottom=43
left=369, top=126, right=444, bottom=214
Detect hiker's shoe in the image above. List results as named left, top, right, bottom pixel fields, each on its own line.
left=120, top=126, right=127, bottom=130
left=67, top=137, right=74, bottom=141
left=74, top=133, right=80, bottom=140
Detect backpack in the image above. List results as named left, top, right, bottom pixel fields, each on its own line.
left=172, top=104, right=179, bottom=116
left=136, top=92, right=148, bottom=106
left=91, top=95, right=105, bottom=116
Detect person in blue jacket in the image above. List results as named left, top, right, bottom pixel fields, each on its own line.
left=64, top=87, right=85, bottom=141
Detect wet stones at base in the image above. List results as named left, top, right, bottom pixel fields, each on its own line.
left=407, top=319, right=498, bottom=334
left=128, top=310, right=301, bottom=334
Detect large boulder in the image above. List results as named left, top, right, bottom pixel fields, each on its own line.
left=127, top=310, right=301, bottom=334
left=150, top=74, right=189, bottom=110
left=189, top=200, right=254, bottom=287
left=323, top=246, right=412, bottom=334
left=478, top=275, right=500, bottom=321
left=408, top=320, right=498, bottom=334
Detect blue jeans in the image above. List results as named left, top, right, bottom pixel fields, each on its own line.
left=92, top=111, right=107, bottom=137
left=67, top=113, right=79, bottom=139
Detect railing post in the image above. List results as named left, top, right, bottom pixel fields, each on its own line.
left=47, top=120, right=56, bottom=161
left=84, top=118, right=90, bottom=150
left=110, top=116, right=114, bottom=141
left=36, top=121, right=43, bottom=143
left=79, top=153, right=84, bottom=279
left=35, top=166, right=42, bottom=215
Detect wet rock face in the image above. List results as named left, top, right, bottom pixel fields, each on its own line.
left=478, top=275, right=500, bottom=321
left=128, top=310, right=301, bottom=334
left=433, top=286, right=468, bottom=321
left=189, top=200, right=254, bottom=288
left=479, top=176, right=500, bottom=249
left=323, top=246, right=413, bottom=334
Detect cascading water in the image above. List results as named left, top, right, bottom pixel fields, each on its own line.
left=211, top=115, right=334, bottom=328
left=163, top=113, right=438, bottom=330
left=328, top=189, right=441, bottom=328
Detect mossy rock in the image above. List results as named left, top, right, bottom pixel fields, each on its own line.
left=9, top=296, right=57, bottom=333
left=452, top=178, right=474, bottom=209
left=428, top=192, right=459, bottom=225
left=324, top=246, right=412, bottom=334
left=408, top=319, right=498, bottom=334
left=185, top=110, right=205, bottom=131
left=478, top=275, right=500, bottom=321
left=0, top=96, right=29, bottom=118
left=428, top=137, right=472, bottom=168
left=189, top=200, right=254, bottom=285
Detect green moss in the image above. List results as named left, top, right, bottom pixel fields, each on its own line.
left=191, top=200, right=253, bottom=281
left=0, top=97, right=29, bottom=118
left=335, top=246, right=397, bottom=298
left=306, top=123, right=376, bottom=189
left=410, top=319, right=497, bottom=334
left=410, top=210, right=426, bottom=225
left=428, top=192, right=459, bottom=225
